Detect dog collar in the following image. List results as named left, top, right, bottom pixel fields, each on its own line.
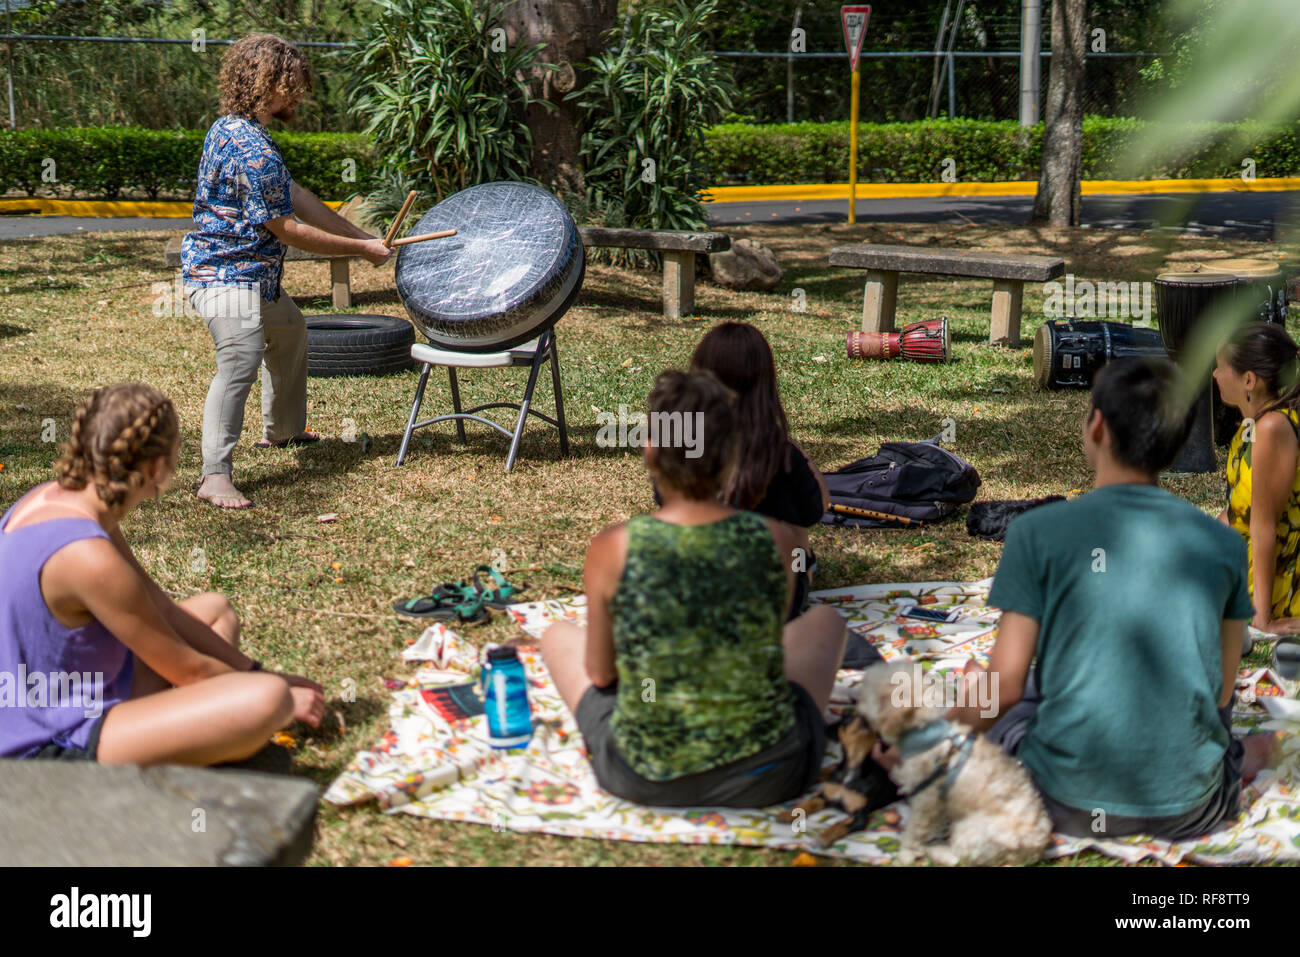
left=897, top=721, right=975, bottom=799
left=897, top=719, right=958, bottom=759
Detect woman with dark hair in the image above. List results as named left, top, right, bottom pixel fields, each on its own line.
left=1213, top=322, right=1300, bottom=633
left=540, top=370, right=847, bottom=808
left=686, top=322, right=830, bottom=618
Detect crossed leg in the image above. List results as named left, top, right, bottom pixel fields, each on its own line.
left=99, top=593, right=292, bottom=766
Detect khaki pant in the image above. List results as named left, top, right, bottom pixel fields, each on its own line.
left=187, top=284, right=307, bottom=476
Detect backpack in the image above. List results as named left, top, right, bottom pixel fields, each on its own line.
left=819, top=439, right=982, bottom=528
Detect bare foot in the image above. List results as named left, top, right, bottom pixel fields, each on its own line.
left=197, top=473, right=253, bottom=509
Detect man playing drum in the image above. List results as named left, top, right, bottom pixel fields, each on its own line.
left=181, top=33, right=394, bottom=509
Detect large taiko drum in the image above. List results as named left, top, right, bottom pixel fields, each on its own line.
left=1153, top=269, right=1241, bottom=473
left=1157, top=261, right=1289, bottom=449
left=1032, top=320, right=1167, bottom=390
left=1213, top=259, right=1288, bottom=445
left=395, top=182, right=585, bottom=353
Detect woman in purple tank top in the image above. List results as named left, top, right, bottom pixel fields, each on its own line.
left=0, top=383, right=324, bottom=763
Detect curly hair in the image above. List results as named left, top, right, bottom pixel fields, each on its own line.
left=53, top=384, right=180, bottom=509
left=218, top=33, right=312, bottom=119
left=646, top=370, right=738, bottom=501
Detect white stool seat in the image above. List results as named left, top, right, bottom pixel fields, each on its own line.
left=397, top=332, right=567, bottom=472
left=410, top=338, right=541, bottom=368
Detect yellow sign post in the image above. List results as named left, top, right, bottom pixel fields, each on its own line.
left=841, top=6, right=872, bottom=224
left=848, top=66, right=861, bottom=224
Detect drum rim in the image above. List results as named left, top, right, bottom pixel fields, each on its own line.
left=1155, top=271, right=1239, bottom=284
left=395, top=181, right=577, bottom=326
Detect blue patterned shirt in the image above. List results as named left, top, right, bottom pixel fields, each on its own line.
left=181, top=114, right=294, bottom=301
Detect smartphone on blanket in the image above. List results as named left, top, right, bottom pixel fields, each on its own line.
left=900, top=604, right=961, bottom=624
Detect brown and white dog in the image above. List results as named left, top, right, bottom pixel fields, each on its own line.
left=854, top=660, right=1052, bottom=866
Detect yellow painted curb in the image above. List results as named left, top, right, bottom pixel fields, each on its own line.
left=0, top=198, right=345, bottom=217
left=4, top=182, right=1298, bottom=215
left=701, top=177, right=1300, bottom=204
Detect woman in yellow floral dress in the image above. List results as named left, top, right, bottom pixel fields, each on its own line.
left=1214, top=322, right=1300, bottom=633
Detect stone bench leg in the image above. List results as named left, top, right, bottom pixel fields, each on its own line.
left=663, top=251, right=695, bottom=319
left=861, top=269, right=899, bottom=333
left=330, top=258, right=352, bottom=309
left=990, top=279, right=1024, bottom=347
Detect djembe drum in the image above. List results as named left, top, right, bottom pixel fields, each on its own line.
left=394, top=181, right=585, bottom=352
left=1032, top=320, right=1167, bottom=390
left=1155, top=269, right=1242, bottom=472
left=847, top=317, right=950, bottom=363
left=1207, top=259, right=1288, bottom=445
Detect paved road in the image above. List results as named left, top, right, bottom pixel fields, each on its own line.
left=0, top=215, right=194, bottom=239
left=2, top=189, right=1299, bottom=241
left=706, top=189, right=1300, bottom=242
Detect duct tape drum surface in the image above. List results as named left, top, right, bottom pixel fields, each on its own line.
left=395, top=182, right=584, bottom=352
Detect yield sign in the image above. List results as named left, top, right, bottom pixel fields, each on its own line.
left=841, top=5, right=872, bottom=72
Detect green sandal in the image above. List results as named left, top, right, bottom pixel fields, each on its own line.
left=393, top=583, right=489, bottom=624
left=471, top=565, right=527, bottom=610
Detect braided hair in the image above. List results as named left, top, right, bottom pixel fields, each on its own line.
left=53, top=384, right=180, bottom=508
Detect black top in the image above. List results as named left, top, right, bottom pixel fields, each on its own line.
left=651, top=440, right=825, bottom=528
left=751, top=441, right=825, bottom=527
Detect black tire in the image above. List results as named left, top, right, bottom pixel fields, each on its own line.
left=306, top=314, right=415, bottom=378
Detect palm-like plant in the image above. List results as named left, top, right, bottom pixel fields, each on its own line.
left=348, top=0, right=545, bottom=218
left=572, top=0, right=736, bottom=244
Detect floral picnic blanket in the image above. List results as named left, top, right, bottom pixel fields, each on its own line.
left=324, top=579, right=1300, bottom=865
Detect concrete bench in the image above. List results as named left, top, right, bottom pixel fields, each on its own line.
left=829, top=243, right=1066, bottom=347
left=578, top=227, right=730, bottom=319
left=164, top=237, right=358, bottom=309
left=0, top=761, right=318, bottom=866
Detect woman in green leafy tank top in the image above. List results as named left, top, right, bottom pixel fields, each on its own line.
left=540, top=370, right=847, bottom=807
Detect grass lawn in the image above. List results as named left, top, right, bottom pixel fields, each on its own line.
left=1, top=217, right=1293, bottom=866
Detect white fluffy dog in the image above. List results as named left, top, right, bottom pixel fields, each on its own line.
left=854, top=660, right=1052, bottom=866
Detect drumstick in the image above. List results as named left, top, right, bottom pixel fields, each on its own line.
left=829, top=503, right=925, bottom=526
left=383, top=190, right=418, bottom=248
left=390, top=229, right=458, bottom=247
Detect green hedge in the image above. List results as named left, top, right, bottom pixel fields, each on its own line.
left=0, top=127, right=382, bottom=200
left=4, top=119, right=1298, bottom=200
left=703, top=117, right=1300, bottom=185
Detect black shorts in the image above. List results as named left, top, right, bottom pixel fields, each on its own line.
left=987, top=674, right=1244, bottom=842
left=575, top=681, right=826, bottom=808
left=26, top=712, right=107, bottom=761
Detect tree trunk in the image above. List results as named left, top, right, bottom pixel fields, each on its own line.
left=502, top=0, right=619, bottom=197
left=1030, top=0, right=1087, bottom=226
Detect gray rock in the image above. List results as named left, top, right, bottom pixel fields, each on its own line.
left=0, top=762, right=318, bottom=866
left=708, top=238, right=783, bottom=291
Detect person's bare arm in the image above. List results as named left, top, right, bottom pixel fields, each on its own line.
left=764, top=516, right=800, bottom=614
left=264, top=213, right=392, bottom=264
left=106, top=526, right=252, bottom=670
left=946, top=609, right=1039, bottom=732
left=1247, top=413, right=1297, bottom=629
left=290, top=182, right=375, bottom=241
left=49, top=540, right=234, bottom=687
left=1220, top=619, right=1246, bottom=708
left=583, top=525, right=626, bottom=689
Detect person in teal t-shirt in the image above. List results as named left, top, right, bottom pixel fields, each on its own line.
left=933, top=358, right=1277, bottom=839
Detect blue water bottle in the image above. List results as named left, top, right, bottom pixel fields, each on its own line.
left=482, top=646, right=532, bottom=749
